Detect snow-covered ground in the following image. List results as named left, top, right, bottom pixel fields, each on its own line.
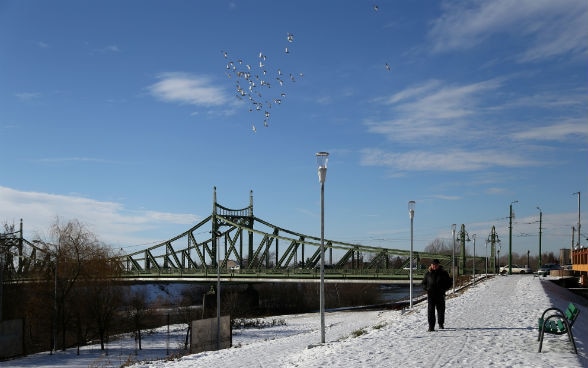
left=2, top=275, right=586, bottom=368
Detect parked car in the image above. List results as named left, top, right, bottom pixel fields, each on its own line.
left=536, top=263, right=561, bottom=276
left=499, top=264, right=532, bottom=274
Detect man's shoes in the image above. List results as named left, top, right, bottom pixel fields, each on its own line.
left=439, top=325, right=444, bottom=329
left=428, top=328, right=434, bottom=332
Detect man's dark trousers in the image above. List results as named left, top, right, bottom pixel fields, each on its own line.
left=427, top=293, right=445, bottom=329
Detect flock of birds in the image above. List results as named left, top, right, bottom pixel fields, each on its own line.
left=222, top=32, right=304, bottom=133
left=221, top=5, right=389, bottom=133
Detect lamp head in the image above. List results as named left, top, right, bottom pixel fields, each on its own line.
left=408, top=201, right=415, bottom=219
left=316, top=152, right=329, bottom=184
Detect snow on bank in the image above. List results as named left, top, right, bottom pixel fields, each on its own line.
left=2, top=276, right=587, bottom=368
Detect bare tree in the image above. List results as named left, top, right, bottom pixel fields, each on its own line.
left=126, top=288, right=152, bottom=351
left=81, top=248, right=124, bottom=351
left=35, top=219, right=121, bottom=352
left=424, top=238, right=451, bottom=255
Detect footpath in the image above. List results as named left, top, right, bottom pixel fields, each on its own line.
left=275, top=274, right=588, bottom=368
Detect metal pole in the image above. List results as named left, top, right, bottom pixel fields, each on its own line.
left=408, top=201, right=415, bottom=309
left=472, top=234, right=476, bottom=286
left=509, top=201, right=518, bottom=275
left=53, top=245, right=57, bottom=354
left=316, top=151, right=328, bottom=344
left=320, top=180, right=325, bottom=343
left=574, top=192, right=581, bottom=251
left=537, top=207, right=542, bottom=269
left=451, top=224, right=456, bottom=293
left=216, top=233, right=220, bottom=350
left=485, top=241, right=488, bottom=275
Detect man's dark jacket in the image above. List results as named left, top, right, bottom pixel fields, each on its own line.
left=421, top=266, right=452, bottom=294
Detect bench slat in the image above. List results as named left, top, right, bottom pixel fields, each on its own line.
left=538, top=302, right=579, bottom=354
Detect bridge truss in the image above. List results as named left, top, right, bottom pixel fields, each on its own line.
left=116, top=189, right=451, bottom=279
left=1, top=190, right=458, bottom=281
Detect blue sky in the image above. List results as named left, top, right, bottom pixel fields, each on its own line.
left=1, top=0, right=586, bottom=259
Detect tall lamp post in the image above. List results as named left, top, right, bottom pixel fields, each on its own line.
left=451, top=224, right=456, bottom=293
left=213, top=230, right=222, bottom=350
left=408, top=201, right=415, bottom=308
left=573, top=192, right=581, bottom=252
left=484, top=240, right=488, bottom=275
left=316, top=151, right=329, bottom=344
left=537, top=207, right=542, bottom=269
left=508, top=200, right=518, bottom=275
left=471, top=234, right=476, bottom=286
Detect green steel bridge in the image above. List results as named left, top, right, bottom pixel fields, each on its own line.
left=1, top=189, right=494, bottom=283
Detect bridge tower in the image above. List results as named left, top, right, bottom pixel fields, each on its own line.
left=212, top=187, right=255, bottom=269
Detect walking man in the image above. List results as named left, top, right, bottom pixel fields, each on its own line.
left=422, top=259, right=452, bottom=332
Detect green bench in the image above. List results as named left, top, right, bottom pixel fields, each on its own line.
left=538, top=302, right=580, bottom=354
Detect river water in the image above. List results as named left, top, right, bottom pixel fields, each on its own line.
left=377, top=284, right=426, bottom=304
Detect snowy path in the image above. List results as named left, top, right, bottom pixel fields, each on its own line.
left=282, top=276, right=586, bottom=367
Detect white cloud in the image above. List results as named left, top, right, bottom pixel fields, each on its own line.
left=512, top=120, right=588, bottom=141
left=364, top=79, right=502, bottom=142
left=360, top=148, right=539, bottom=172
left=148, top=73, right=226, bottom=106
left=0, top=186, right=200, bottom=246
left=14, top=92, right=41, bottom=101
left=103, top=45, right=120, bottom=52
left=429, top=0, right=588, bottom=62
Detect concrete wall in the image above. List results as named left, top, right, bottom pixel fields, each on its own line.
left=0, top=319, right=23, bottom=359
left=191, top=315, right=231, bottom=354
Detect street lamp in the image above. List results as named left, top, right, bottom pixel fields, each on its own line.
left=471, top=234, right=476, bottom=287
left=484, top=240, right=488, bottom=275
left=213, top=230, right=222, bottom=350
left=508, top=200, right=518, bottom=275
left=537, top=207, right=542, bottom=270
left=497, top=243, right=502, bottom=272
left=573, top=192, right=581, bottom=254
left=316, top=151, right=329, bottom=344
left=408, top=200, right=415, bottom=308
left=451, top=224, right=456, bottom=293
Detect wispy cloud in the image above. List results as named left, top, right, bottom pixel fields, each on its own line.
left=34, top=157, right=114, bottom=164
left=87, top=44, right=121, bottom=54
left=0, top=186, right=200, bottom=246
left=360, top=148, right=539, bottom=172
left=429, top=0, right=588, bottom=62
left=512, top=119, right=588, bottom=141
left=429, top=194, right=461, bottom=201
left=364, top=79, right=502, bottom=143
left=15, top=92, right=41, bottom=101
left=148, top=73, right=227, bottom=106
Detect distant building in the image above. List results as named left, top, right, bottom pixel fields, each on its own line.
left=571, top=247, right=588, bottom=273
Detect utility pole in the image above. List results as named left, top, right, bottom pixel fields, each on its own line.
left=574, top=192, right=581, bottom=250
left=509, top=201, right=518, bottom=275
left=537, top=207, right=542, bottom=269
